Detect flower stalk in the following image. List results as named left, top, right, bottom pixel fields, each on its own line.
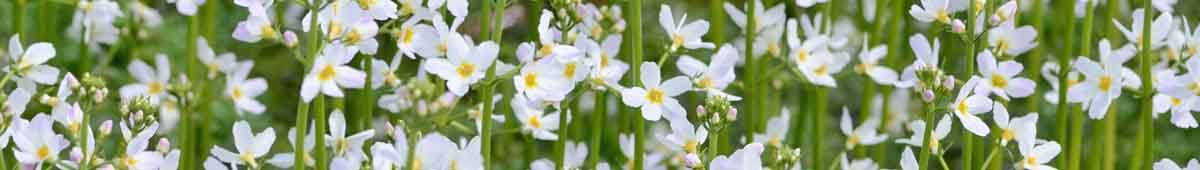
left=481, top=0, right=506, bottom=168
left=628, top=0, right=645, bottom=168
left=1134, top=0, right=1154, bottom=169
left=1055, top=0, right=1076, bottom=166
left=1069, top=1, right=1096, bottom=170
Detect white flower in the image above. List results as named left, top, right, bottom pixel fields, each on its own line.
left=211, top=121, right=276, bottom=169
left=753, top=109, right=790, bottom=147
left=197, top=38, right=237, bottom=79
left=370, top=58, right=402, bottom=89
left=266, top=127, right=316, bottom=168
left=6, top=35, right=60, bottom=85
left=1156, top=57, right=1200, bottom=128
left=619, top=133, right=668, bottom=170
left=529, top=141, right=588, bottom=170
left=801, top=50, right=849, bottom=87
left=119, top=123, right=164, bottom=170
left=855, top=36, right=898, bottom=85
left=411, top=133, right=482, bottom=170
left=1152, top=0, right=1177, bottom=13
left=988, top=21, right=1039, bottom=57
left=413, top=16, right=464, bottom=58
left=1114, top=8, right=1173, bottom=50
left=992, top=102, right=1039, bottom=146
left=13, top=115, right=67, bottom=165
left=709, top=143, right=764, bottom=170
left=659, top=5, right=715, bottom=52
left=130, top=1, right=163, bottom=27
left=513, top=95, right=562, bottom=141
left=513, top=61, right=574, bottom=103
left=119, top=54, right=171, bottom=105
left=909, top=0, right=960, bottom=24
left=678, top=45, right=740, bottom=100
left=577, top=35, right=628, bottom=89
left=665, top=120, right=708, bottom=154
left=724, top=1, right=786, bottom=35
left=0, top=116, right=28, bottom=150
left=167, top=0, right=207, bottom=16
left=621, top=62, right=691, bottom=121
left=233, top=15, right=279, bottom=43
left=528, top=11, right=583, bottom=61
left=377, top=86, right=413, bottom=113
left=423, top=34, right=499, bottom=96
left=1069, top=49, right=1132, bottom=119
left=900, top=147, right=918, bottom=170
left=349, top=0, right=399, bottom=20
left=370, top=124, right=408, bottom=170
left=300, top=44, right=367, bottom=102
left=69, top=0, right=122, bottom=45
left=393, top=18, right=434, bottom=59
left=785, top=18, right=830, bottom=66
left=992, top=1, right=1018, bottom=24
left=226, top=62, right=269, bottom=114
left=839, top=153, right=879, bottom=170
left=840, top=108, right=888, bottom=150
left=1016, top=140, right=1061, bottom=170
left=950, top=78, right=993, bottom=136
left=909, top=34, right=941, bottom=70
left=896, top=115, right=951, bottom=154
left=326, top=110, right=375, bottom=159
left=795, top=0, right=828, bottom=8
left=1040, top=62, right=1085, bottom=104
left=975, top=52, right=1036, bottom=99
left=1153, top=158, right=1200, bottom=170
left=51, top=103, right=84, bottom=135
left=876, top=90, right=912, bottom=135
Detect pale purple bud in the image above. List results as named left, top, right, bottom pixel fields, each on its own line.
left=952, top=19, right=966, bottom=33
left=284, top=31, right=299, bottom=48
left=727, top=108, right=738, bottom=121
left=99, top=120, right=113, bottom=135
left=921, top=90, right=936, bottom=102
left=696, top=105, right=707, bottom=118
left=158, top=138, right=171, bottom=153
left=942, top=76, right=957, bottom=90
left=70, top=148, right=83, bottom=162
left=684, top=153, right=703, bottom=168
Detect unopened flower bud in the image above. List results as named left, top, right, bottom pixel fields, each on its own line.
left=942, top=76, right=956, bottom=90
left=726, top=108, right=738, bottom=121
left=951, top=19, right=966, bottom=33
left=100, top=120, right=113, bottom=136
left=284, top=31, right=299, bottom=48
left=921, top=90, right=936, bottom=102
left=158, top=138, right=171, bottom=153
left=70, top=148, right=83, bottom=162
left=684, top=153, right=703, bottom=168
left=696, top=105, right=707, bottom=118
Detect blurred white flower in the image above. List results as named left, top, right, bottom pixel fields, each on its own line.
left=795, top=0, right=828, bottom=8
left=120, top=123, right=164, bottom=169
left=393, top=18, right=434, bottom=59
left=577, top=35, right=628, bottom=90
left=513, top=95, right=562, bottom=141
left=709, top=143, right=763, bottom=170
left=326, top=110, right=374, bottom=160
left=896, top=115, right=951, bottom=155
left=659, top=5, right=715, bottom=52
left=840, top=108, right=887, bottom=150
left=300, top=44, right=366, bottom=101
left=529, top=141, right=588, bottom=170
left=839, top=153, right=879, bottom=170
left=724, top=1, right=786, bottom=36
left=349, top=0, right=399, bottom=20
left=413, top=16, right=464, bottom=58
left=1153, top=158, right=1200, bottom=170
left=233, top=15, right=279, bottom=43
left=68, top=0, right=122, bottom=45
left=119, top=54, right=172, bottom=105
left=267, top=127, right=316, bottom=168
left=423, top=34, right=498, bottom=96
left=412, top=133, right=482, bottom=170
left=988, top=21, right=1039, bottom=57
left=951, top=78, right=993, bottom=136
left=1069, top=43, right=1134, bottom=119
left=226, top=61, right=268, bottom=114
left=1156, top=57, right=1200, bottom=128
left=677, top=45, right=740, bottom=100
left=801, top=49, right=849, bottom=87
left=1040, top=62, right=1083, bottom=104
left=370, top=124, right=408, bottom=170
left=51, top=103, right=84, bottom=135
left=130, top=1, right=163, bottom=27
left=855, top=36, right=898, bottom=85
left=665, top=120, right=708, bottom=154
left=909, top=0, right=958, bottom=23
left=210, top=121, right=275, bottom=169
left=6, top=35, right=60, bottom=85
left=1114, top=8, right=1173, bottom=50
left=196, top=37, right=237, bottom=79
left=753, top=109, right=790, bottom=147
left=167, top=0, right=206, bottom=16
left=1016, top=140, right=1061, bottom=170
left=900, top=147, right=918, bottom=170
left=621, top=62, right=691, bottom=121
left=991, top=102, right=1038, bottom=146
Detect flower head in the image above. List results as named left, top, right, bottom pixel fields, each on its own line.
left=621, top=62, right=691, bottom=121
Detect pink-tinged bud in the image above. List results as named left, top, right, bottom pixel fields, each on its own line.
left=990, top=15, right=1003, bottom=26
left=100, top=120, right=113, bottom=135
left=70, top=148, right=83, bottom=162
left=696, top=105, right=707, bottom=118
left=942, top=76, right=957, bottom=90
left=283, top=31, right=299, bottom=48
left=952, top=19, right=967, bottom=33
left=922, top=90, right=936, bottom=102
left=726, top=108, right=738, bottom=121
left=158, top=138, right=171, bottom=153
left=684, top=153, right=703, bottom=168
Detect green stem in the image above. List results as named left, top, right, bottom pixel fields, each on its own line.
left=1135, top=1, right=1155, bottom=169
left=857, top=77, right=874, bottom=158
left=917, top=104, right=935, bottom=170
left=1101, top=0, right=1119, bottom=170
left=314, top=95, right=327, bottom=170
left=1069, top=2, right=1095, bottom=170
left=588, top=91, right=607, bottom=168
left=709, top=0, right=725, bottom=45
left=744, top=0, right=759, bottom=139
left=813, top=87, right=828, bottom=170
left=628, top=0, right=644, bottom=168
left=294, top=99, right=311, bottom=170
left=482, top=1, right=505, bottom=168
left=1055, top=0, right=1076, bottom=167
left=938, top=154, right=951, bottom=170
left=1025, top=0, right=1045, bottom=116
left=13, top=0, right=25, bottom=38
left=979, top=143, right=1002, bottom=170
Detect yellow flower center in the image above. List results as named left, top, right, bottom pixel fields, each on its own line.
left=591, top=26, right=604, bottom=38
left=1097, top=75, right=1113, bottom=91
left=148, top=82, right=164, bottom=95
left=400, top=0, right=415, bottom=15
left=318, top=64, right=337, bottom=81
left=563, top=63, right=578, bottom=79
left=68, top=122, right=80, bottom=134
left=335, top=138, right=349, bottom=155
left=357, top=0, right=376, bottom=9
left=646, top=88, right=665, bottom=104
left=996, top=40, right=1010, bottom=54
left=991, top=73, right=1008, bottom=88
left=410, top=156, right=423, bottom=170
left=528, top=115, right=542, bottom=129
left=539, top=43, right=555, bottom=58
left=846, top=135, right=860, bottom=148
left=956, top=100, right=969, bottom=115
left=328, top=22, right=345, bottom=39
left=1189, top=46, right=1198, bottom=57
left=438, top=42, right=448, bottom=54
left=523, top=73, right=539, bottom=88
left=232, top=86, right=244, bottom=99
left=449, top=159, right=459, bottom=170
left=697, top=76, right=714, bottom=89
left=240, top=152, right=258, bottom=168
left=671, top=33, right=685, bottom=50
left=37, top=145, right=51, bottom=159
left=401, top=27, right=415, bottom=44
left=456, top=63, right=475, bottom=78
left=768, top=135, right=782, bottom=147
left=1169, top=48, right=1180, bottom=60
left=1172, top=97, right=1183, bottom=106
left=261, top=25, right=277, bottom=40
left=1001, top=128, right=1014, bottom=141
left=1024, top=156, right=1038, bottom=167
left=936, top=10, right=950, bottom=23
left=207, top=63, right=221, bottom=77
left=815, top=64, right=830, bottom=75
left=684, top=140, right=699, bottom=153
left=1189, top=82, right=1200, bottom=95
left=123, top=156, right=139, bottom=167
left=767, top=43, right=781, bottom=56
left=599, top=52, right=611, bottom=68
left=345, top=29, right=363, bottom=44
left=796, top=49, right=810, bottom=63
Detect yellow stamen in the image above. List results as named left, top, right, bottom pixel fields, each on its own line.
left=36, top=145, right=50, bottom=159
left=646, top=88, right=665, bottom=104
left=563, top=63, right=578, bottom=79
left=523, top=73, right=539, bottom=88
left=684, top=140, right=698, bottom=153
left=148, top=82, right=164, bottom=95
left=991, top=73, right=1008, bottom=88
left=1098, top=75, right=1113, bottom=91
left=232, top=86, right=244, bottom=99
left=318, top=64, right=337, bottom=81
left=261, top=25, right=277, bottom=40
left=528, top=115, right=542, bottom=129
left=456, top=64, right=475, bottom=78
left=1001, top=128, right=1014, bottom=141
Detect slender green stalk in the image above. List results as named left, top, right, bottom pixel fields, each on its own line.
left=555, top=105, right=570, bottom=170
left=1135, top=1, right=1155, bottom=169
left=962, top=2, right=980, bottom=169
left=628, top=0, right=644, bottom=168
left=1069, top=2, right=1096, bottom=170
left=76, top=4, right=91, bottom=169
left=1024, top=0, right=1045, bottom=116
left=917, top=105, right=936, bottom=170
left=879, top=0, right=906, bottom=165
left=1101, top=0, right=1119, bottom=169
left=857, top=78, right=874, bottom=158
left=181, top=11, right=202, bottom=170
left=14, top=0, right=25, bottom=37
left=588, top=91, right=607, bottom=168
left=294, top=99, right=311, bottom=170
left=710, top=0, right=725, bottom=45
left=1055, top=0, right=1076, bottom=166
left=979, top=143, right=1002, bottom=170
left=314, top=95, right=328, bottom=170
left=813, top=88, right=829, bottom=170
left=743, top=0, right=759, bottom=138
left=481, top=0, right=505, bottom=168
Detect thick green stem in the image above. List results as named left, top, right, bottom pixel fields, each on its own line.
left=917, top=104, right=935, bottom=170
left=856, top=78, right=874, bottom=158
left=1101, top=0, right=1119, bottom=169
left=1054, top=0, right=1076, bottom=166
left=1134, top=1, right=1155, bottom=169
left=588, top=91, right=606, bottom=168
left=979, top=143, right=1002, bottom=170
left=314, top=95, right=328, bottom=170
left=628, top=0, right=644, bottom=168
left=482, top=0, right=505, bottom=168
left=294, top=99, right=311, bottom=170
left=14, top=0, right=25, bottom=37
left=743, top=0, right=759, bottom=139
left=1069, top=2, right=1095, bottom=170
left=813, top=87, right=828, bottom=170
